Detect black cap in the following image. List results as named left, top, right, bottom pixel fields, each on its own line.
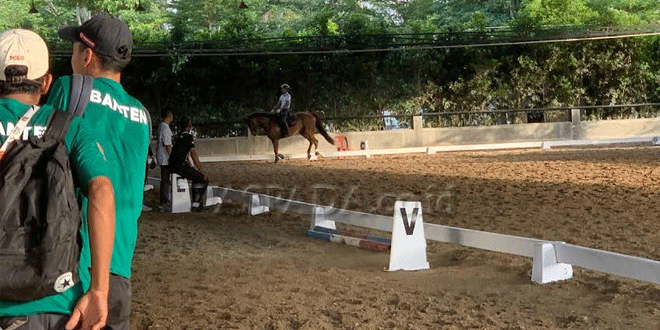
left=58, top=13, right=132, bottom=61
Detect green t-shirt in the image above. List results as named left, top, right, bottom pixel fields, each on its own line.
left=0, top=98, right=108, bottom=316
left=47, top=76, right=150, bottom=286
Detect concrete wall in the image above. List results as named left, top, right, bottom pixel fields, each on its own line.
left=580, top=118, right=660, bottom=140
left=193, top=115, right=660, bottom=158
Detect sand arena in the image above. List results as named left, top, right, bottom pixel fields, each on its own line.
left=134, top=144, right=660, bottom=329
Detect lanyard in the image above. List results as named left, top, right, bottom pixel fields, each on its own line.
left=0, top=105, right=39, bottom=162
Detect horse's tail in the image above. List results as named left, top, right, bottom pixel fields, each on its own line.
left=312, top=113, right=335, bottom=145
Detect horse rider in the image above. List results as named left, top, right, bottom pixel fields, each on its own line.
left=272, top=83, right=292, bottom=136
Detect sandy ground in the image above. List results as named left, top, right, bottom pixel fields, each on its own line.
left=133, top=144, right=660, bottom=329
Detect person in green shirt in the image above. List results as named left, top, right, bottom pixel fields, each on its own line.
left=0, top=29, right=115, bottom=330
left=47, top=14, right=151, bottom=330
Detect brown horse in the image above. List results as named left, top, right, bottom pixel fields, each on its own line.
left=247, top=112, right=335, bottom=162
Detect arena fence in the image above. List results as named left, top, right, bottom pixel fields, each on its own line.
left=204, top=186, right=660, bottom=285
left=148, top=134, right=660, bottom=284
left=199, top=136, right=660, bottom=162
left=193, top=111, right=660, bottom=161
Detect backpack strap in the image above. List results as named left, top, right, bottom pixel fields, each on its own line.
left=0, top=105, right=40, bottom=162
left=45, top=74, right=94, bottom=140
left=68, top=74, right=93, bottom=117
left=45, top=111, right=74, bottom=141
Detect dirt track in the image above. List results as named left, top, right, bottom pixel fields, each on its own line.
left=134, top=145, right=660, bottom=329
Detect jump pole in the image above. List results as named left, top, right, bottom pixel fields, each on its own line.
left=306, top=202, right=431, bottom=272
left=305, top=227, right=391, bottom=252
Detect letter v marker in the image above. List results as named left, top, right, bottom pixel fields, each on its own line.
left=388, top=201, right=429, bottom=271
left=400, top=207, right=418, bottom=235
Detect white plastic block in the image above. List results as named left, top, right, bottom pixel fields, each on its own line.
left=388, top=201, right=429, bottom=271
left=249, top=194, right=269, bottom=215
left=171, top=173, right=191, bottom=213
left=531, top=242, right=573, bottom=284
left=310, top=206, right=336, bottom=230
left=205, top=186, right=223, bottom=206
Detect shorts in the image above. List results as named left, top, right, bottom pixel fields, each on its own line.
left=0, top=275, right=131, bottom=330
left=106, top=274, right=131, bottom=330
left=0, top=314, right=67, bottom=330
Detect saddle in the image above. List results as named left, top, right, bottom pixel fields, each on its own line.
left=285, top=112, right=296, bottom=127
left=275, top=110, right=295, bottom=136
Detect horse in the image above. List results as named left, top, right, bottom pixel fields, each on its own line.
left=246, top=111, right=335, bottom=162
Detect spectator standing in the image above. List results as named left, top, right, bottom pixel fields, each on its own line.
left=45, top=14, right=150, bottom=330
left=0, top=29, right=115, bottom=330
left=156, top=110, right=173, bottom=211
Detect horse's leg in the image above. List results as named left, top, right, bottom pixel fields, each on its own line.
left=306, top=138, right=312, bottom=160
left=307, top=118, right=320, bottom=156
left=313, top=135, right=320, bottom=156
left=272, top=139, right=280, bottom=163
left=305, top=133, right=319, bottom=161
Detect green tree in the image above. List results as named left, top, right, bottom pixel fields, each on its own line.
left=516, top=0, right=599, bottom=26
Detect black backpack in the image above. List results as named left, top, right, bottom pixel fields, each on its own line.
left=0, top=74, right=93, bottom=301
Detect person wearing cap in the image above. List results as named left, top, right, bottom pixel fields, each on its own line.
left=169, top=116, right=209, bottom=211
left=45, top=13, right=150, bottom=330
left=0, top=29, right=116, bottom=330
left=271, top=83, right=292, bottom=137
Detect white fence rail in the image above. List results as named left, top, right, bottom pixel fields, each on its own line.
left=200, top=136, right=660, bottom=162
left=208, top=186, right=660, bottom=285
left=555, top=243, right=660, bottom=284
left=151, top=130, right=660, bottom=284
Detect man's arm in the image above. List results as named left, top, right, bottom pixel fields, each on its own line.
left=272, top=99, right=282, bottom=111
left=190, top=147, right=208, bottom=181
left=165, top=133, right=172, bottom=154
left=61, top=116, right=114, bottom=330
left=66, top=176, right=115, bottom=330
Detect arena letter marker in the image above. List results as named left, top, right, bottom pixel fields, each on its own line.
left=388, top=201, right=429, bottom=271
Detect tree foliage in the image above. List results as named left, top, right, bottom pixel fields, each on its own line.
left=0, top=0, right=659, bottom=134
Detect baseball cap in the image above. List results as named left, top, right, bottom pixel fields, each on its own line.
left=281, top=84, right=290, bottom=89
left=0, top=29, right=49, bottom=83
left=58, top=13, right=132, bottom=61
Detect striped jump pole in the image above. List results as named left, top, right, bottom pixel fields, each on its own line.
left=306, top=226, right=391, bottom=252
left=309, top=203, right=430, bottom=271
